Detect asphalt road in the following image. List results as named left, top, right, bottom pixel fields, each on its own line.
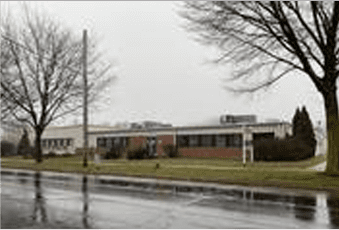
left=2, top=172, right=339, bottom=229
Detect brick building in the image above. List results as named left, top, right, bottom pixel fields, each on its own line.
left=91, top=122, right=292, bottom=159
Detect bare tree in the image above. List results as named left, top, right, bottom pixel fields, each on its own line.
left=1, top=5, right=114, bottom=163
left=180, top=1, right=339, bottom=173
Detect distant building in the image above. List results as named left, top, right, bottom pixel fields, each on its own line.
left=220, top=114, right=257, bottom=125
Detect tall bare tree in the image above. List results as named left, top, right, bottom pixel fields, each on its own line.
left=1, top=6, right=114, bottom=163
left=180, top=1, right=339, bottom=173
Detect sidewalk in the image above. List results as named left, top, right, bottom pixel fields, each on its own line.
left=1, top=168, right=326, bottom=197
left=309, top=161, right=327, bottom=172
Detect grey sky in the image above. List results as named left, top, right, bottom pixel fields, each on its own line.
left=1, top=1, right=332, bottom=127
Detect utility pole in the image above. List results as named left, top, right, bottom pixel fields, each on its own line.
left=83, top=29, right=88, bottom=167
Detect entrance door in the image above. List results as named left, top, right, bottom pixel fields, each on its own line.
left=147, top=136, right=157, bottom=157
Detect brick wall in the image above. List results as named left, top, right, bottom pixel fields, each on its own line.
left=157, top=135, right=174, bottom=156
left=179, top=147, right=243, bottom=158
left=129, top=136, right=147, bottom=147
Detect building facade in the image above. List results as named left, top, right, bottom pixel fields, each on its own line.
left=40, top=125, right=122, bottom=154
left=91, top=122, right=292, bottom=159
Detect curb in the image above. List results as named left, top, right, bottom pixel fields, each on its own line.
left=1, top=168, right=328, bottom=198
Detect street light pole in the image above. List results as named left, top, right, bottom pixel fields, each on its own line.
left=83, top=29, right=88, bottom=168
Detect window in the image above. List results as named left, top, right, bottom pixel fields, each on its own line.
left=66, top=139, right=71, bottom=146
left=54, top=139, right=58, bottom=147
left=42, top=140, right=47, bottom=148
left=177, top=135, right=188, bottom=147
left=216, top=135, right=227, bottom=147
left=107, top=138, right=112, bottom=149
left=60, top=139, right=64, bottom=147
left=97, top=138, right=105, bottom=148
left=200, top=135, right=213, bottom=147
left=189, top=135, right=199, bottom=147
left=48, top=140, right=52, bottom=148
left=122, top=137, right=128, bottom=147
left=233, top=134, right=242, bottom=148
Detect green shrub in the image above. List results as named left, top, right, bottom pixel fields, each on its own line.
left=104, top=147, right=123, bottom=159
left=17, top=129, right=31, bottom=157
left=1, top=141, right=16, bottom=156
left=45, top=151, right=57, bottom=158
left=163, top=144, right=180, bottom=158
left=61, top=153, right=73, bottom=158
left=253, top=137, right=314, bottom=161
left=75, top=147, right=96, bottom=159
left=126, top=144, right=148, bottom=160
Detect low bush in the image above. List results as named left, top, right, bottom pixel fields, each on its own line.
left=44, top=151, right=57, bottom=159
left=104, top=147, right=123, bottom=159
left=125, top=144, right=148, bottom=160
left=1, top=141, right=17, bottom=156
left=163, top=144, right=180, bottom=158
left=75, top=147, right=95, bottom=159
left=253, top=137, right=314, bottom=161
left=61, top=153, right=73, bottom=158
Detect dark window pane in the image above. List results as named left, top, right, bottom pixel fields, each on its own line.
left=216, top=135, right=226, bottom=147
left=107, top=138, right=112, bottom=149
left=234, top=134, right=242, bottom=148
left=201, top=135, right=213, bottom=147
left=178, top=135, right=189, bottom=147
left=189, top=135, right=199, bottom=147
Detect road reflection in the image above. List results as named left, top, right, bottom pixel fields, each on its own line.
left=327, top=196, right=339, bottom=227
left=82, top=176, right=90, bottom=228
left=10, top=172, right=339, bottom=228
left=293, top=196, right=316, bottom=221
left=32, top=172, right=47, bottom=223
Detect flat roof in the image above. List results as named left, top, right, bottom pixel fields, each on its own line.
left=88, top=122, right=291, bottom=135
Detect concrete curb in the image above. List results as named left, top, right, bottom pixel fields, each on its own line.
left=2, top=168, right=329, bottom=198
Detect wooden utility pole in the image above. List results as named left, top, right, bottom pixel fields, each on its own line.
left=83, top=29, right=88, bottom=167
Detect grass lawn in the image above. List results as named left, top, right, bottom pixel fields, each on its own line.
left=2, top=154, right=337, bottom=192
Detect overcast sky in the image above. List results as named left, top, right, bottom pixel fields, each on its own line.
left=1, top=1, right=333, bottom=128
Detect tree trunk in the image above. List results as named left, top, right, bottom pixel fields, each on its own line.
left=323, top=89, right=339, bottom=174
left=35, top=129, right=43, bottom=163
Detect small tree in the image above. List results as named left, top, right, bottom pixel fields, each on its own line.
left=292, top=108, right=302, bottom=137
left=292, top=106, right=317, bottom=158
left=300, top=106, right=317, bottom=156
left=17, top=129, right=31, bottom=157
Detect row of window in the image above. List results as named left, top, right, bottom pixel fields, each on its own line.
left=97, top=137, right=129, bottom=149
left=96, top=132, right=275, bottom=149
left=42, top=139, right=72, bottom=148
left=177, top=134, right=243, bottom=148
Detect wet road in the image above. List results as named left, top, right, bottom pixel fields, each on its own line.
left=2, top=172, right=339, bottom=229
